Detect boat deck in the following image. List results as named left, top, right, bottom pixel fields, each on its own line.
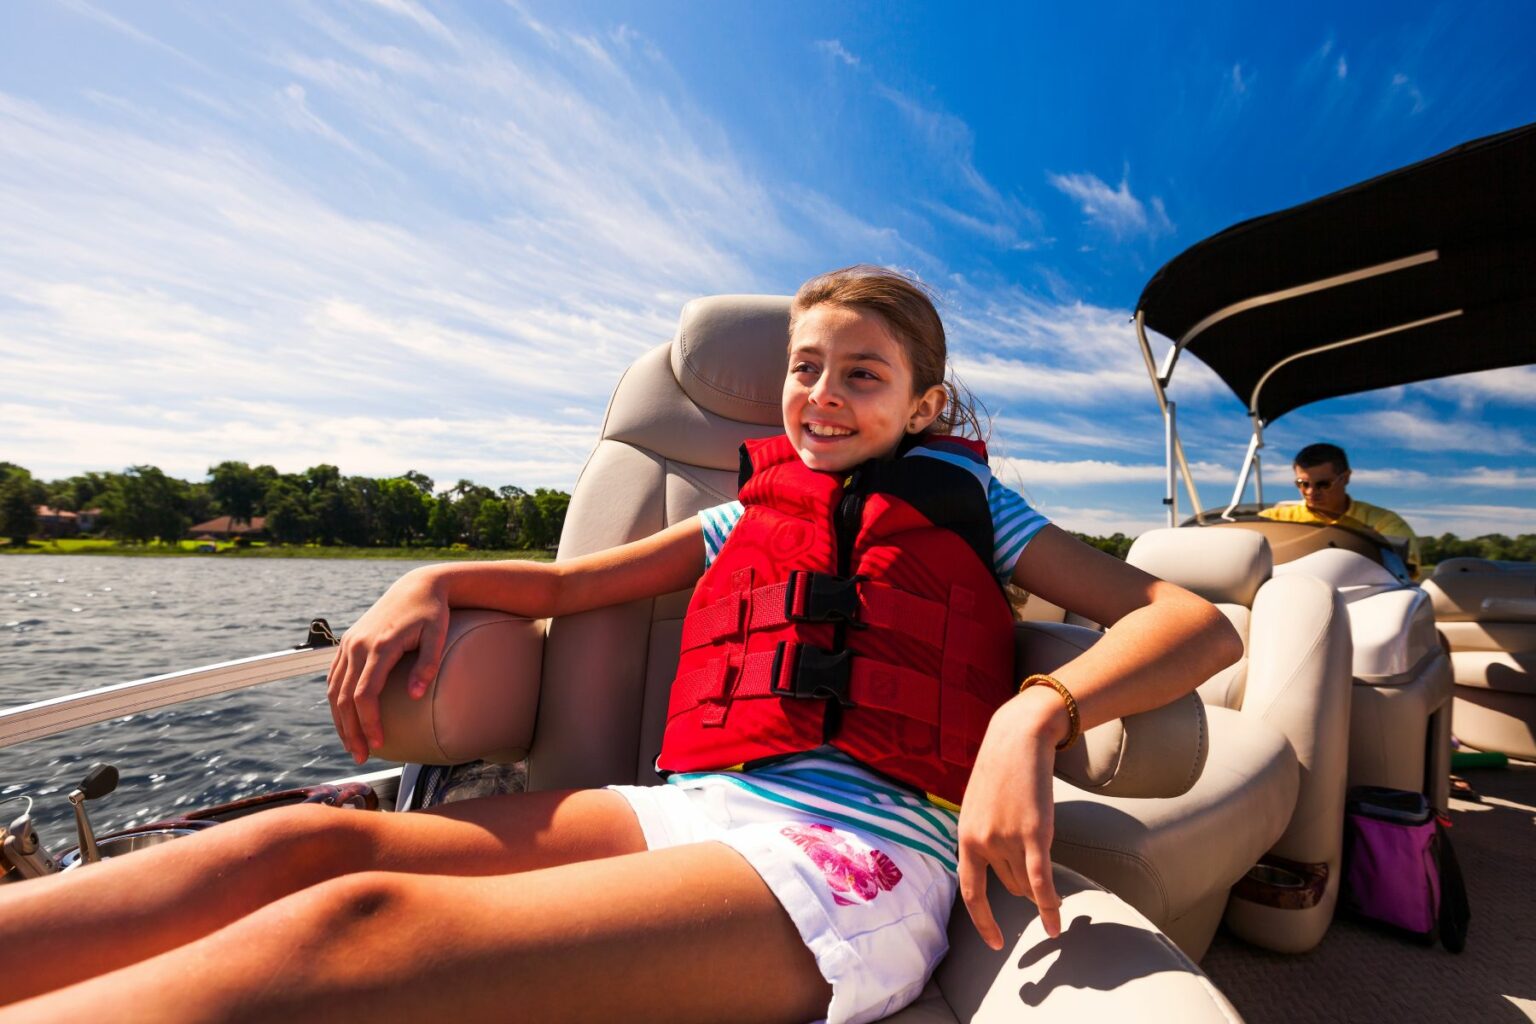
left=1201, top=763, right=1536, bottom=1023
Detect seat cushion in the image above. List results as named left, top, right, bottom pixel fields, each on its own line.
left=1051, top=706, right=1297, bottom=929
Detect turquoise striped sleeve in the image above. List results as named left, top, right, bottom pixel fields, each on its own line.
left=989, top=479, right=1049, bottom=580
left=698, top=500, right=744, bottom=566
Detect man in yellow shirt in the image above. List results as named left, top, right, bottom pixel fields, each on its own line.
left=1259, top=443, right=1422, bottom=575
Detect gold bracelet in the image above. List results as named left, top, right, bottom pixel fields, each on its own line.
left=1018, top=673, right=1081, bottom=751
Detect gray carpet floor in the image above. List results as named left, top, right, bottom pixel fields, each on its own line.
left=1200, top=763, right=1536, bottom=1023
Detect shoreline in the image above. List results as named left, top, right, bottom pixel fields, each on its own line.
left=0, top=542, right=554, bottom=562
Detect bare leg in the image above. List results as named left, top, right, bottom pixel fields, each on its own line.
left=0, top=789, right=644, bottom=1005
left=11, top=843, right=833, bottom=1024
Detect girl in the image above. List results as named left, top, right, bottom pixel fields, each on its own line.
left=0, top=266, right=1239, bottom=1024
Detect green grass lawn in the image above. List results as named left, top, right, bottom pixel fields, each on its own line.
left=0, top=537, right=553, bottom=561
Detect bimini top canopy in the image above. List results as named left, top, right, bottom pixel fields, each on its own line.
left=1138, top=120, right=1536, bottom=425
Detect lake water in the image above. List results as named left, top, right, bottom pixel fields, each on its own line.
left=0, top=555, right=432, bottom=843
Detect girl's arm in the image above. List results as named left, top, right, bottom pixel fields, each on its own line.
left=327, top=516, right=705, bottom=763
left=957, top=524, right=1242, bottom=948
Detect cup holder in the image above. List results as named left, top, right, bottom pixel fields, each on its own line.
left=1233, top=856, right=1329, bottom=909
left=57, top=825, right=213, bottom=870
left=1245, top=863, right=1306, bottom=888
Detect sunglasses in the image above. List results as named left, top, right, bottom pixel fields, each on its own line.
left=1294, top=478, right=1338, bottom=492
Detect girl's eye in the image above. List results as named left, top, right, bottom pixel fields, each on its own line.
left=850, top=368, right=878, bottom=381
left=791, top=362, right=818, bottom=376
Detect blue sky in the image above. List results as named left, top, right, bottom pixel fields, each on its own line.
left=3, top=0, right=1532, bottom=537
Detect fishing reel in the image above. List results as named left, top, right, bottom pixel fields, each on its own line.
left=0, top=763, right=120, bottom=882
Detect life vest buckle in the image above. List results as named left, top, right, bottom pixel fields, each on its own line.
left=784, top=571, right=867, bottom=627
left=769, top=641, right=855, bottom=707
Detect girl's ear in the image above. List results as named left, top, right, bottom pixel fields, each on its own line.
left=906, top=384, right=949, bottom=434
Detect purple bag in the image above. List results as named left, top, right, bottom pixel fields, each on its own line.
left=1342, top=786, right=1468, bottom=951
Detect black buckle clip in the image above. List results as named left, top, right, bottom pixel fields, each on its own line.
left=785, top=571, right=866, bottom=627
left=770, top=642, right=855, bottom=707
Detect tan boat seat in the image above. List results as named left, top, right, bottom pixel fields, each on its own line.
left=1047, top=527, right=1353, bottom=958
left=374, top=294, right=1243, bottom=1022
left=1424, top=559, right=1536, bottom=761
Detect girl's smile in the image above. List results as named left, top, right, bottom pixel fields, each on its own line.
left=782, top=304, right=946, bottom=473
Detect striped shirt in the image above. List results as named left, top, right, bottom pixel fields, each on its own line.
left=699, top=443, right=1049, bottom=582
left=680, top=444, right=1050, bottom=864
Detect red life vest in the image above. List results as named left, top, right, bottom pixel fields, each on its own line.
left=656, top=433, right=1017, bottom=806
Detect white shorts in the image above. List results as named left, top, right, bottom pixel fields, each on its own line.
left=608, top=778, right=958, bottom=1024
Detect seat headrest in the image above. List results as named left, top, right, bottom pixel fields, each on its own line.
left=1126, top=527, right=1272, bottom=607
left=669, top=295, right=791, bottom=425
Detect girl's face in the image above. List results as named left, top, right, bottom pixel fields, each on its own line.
left=783, top=304, right=947, bottom=473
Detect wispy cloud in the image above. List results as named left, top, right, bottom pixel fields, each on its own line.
left=1390, top=72, right=1427, bottom=114
left=814, top=39, right=860, bottom=67
left=874, top=85, right=1043, bottom=249
left=1047, top=170, right=1173, bottom=240
left=1350, top=407, right=1529, bottom=455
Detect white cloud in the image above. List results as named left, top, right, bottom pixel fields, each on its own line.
left=1337, top=56, right=1349, bottom=79
left=0, top=13, right=833, bottom=488
left=1398, top=504, right=1536, bottom=538
left=1047, top=170, right=1173, bottom=240
left=1422, top=366, right=1536, bottom=407
left=875, top=85, right=1042, bottom=249
left=993, top=456, right=1233, bottom=488
left=1229, top=62, right=1250, bottom=96
left=1031, top=504, right=1167, bottom=538
left=1351, top=408, right=1530, bottom=455
left=1391, top=72, right=1426, bottom=115
left=814, top=39, right=860, bottom=67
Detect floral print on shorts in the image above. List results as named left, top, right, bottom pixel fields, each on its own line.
left=781, top=823, right=903, bottom=906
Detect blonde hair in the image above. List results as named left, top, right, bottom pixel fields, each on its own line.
left=789, top=264, right=986, bottom=439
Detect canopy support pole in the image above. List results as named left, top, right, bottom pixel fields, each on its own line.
left=1137, top=311, right=1205, bottom=526
left=1221, top=419, right=1265, bottom=520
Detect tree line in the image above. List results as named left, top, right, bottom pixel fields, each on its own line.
left=0, top=461, right=570, bottom=550
left=1069, top=530, right=1536, bottom=564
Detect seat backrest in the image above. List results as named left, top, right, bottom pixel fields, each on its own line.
left=1128, top=526, right=1355, bottom=871
left=1127, top=527, right=1270, bottom=709
left=526, top=296, right=791, bottom=791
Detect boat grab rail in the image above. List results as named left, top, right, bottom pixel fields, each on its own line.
left=0, top=620, right=341, bottom=751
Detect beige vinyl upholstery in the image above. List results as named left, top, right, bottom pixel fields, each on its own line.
left=376, top=294, right=1241, bottom=1022
left=1046, top=527, right=1354, bottom=959
left=1424, top=559, right=1536, bottom=761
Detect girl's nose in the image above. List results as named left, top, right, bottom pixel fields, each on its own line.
left=808, top=372, right=842, bottom=406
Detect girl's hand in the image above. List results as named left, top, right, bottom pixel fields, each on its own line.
left=956, top=686, right=1070, bottom=949
left=326, top=566, right=452, bottom=763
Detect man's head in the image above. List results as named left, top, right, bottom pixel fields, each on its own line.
left=1292, top=443, right=1351, bottom=515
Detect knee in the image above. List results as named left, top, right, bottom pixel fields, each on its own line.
left=294, top=871, right=410, bottom=941
left=222, top=803, right=377, bottom=869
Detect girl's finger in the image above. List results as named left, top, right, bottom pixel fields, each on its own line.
left=327, top=645, right=358, bottom=757
left=958, top=846, right=1004, bottom=951
left=351, top=648, right=394, bottom=756
left=408, top=618, right=449, bottom=700
left=1023, top=833, right=1062, bottom=939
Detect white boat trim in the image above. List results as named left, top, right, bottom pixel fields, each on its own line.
left=0, top=645, right=338, bottom=750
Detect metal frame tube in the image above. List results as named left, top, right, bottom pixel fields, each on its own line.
left=1138, top=312, right=1207, bottom=524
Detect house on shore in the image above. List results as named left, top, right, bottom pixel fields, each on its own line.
left=34, top=507, right=103, bottom=538
left=189, top=515, right=269, bottom=542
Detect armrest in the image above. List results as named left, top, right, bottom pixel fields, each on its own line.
left=372, top=609, right=546, bottom=765
left=1015, top=622, right=1209, bottom=799
left=1483, top=596, right=1536, bottom=622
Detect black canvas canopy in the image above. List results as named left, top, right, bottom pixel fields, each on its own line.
left=1137, top=121, right=1536, bottom=425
